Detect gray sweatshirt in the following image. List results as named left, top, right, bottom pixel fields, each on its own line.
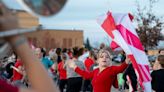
left=66, top=59, right=85, bottom=78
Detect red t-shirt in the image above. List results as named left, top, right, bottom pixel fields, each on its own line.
left=84, top=58, right=94, bottom=71
left=58, top=61, right=67, bottom=80
left=0, top=79, right=19, bottom=92
left=12, top=60, right=23, bottom=81
left=75, top=62, right=128, bottom=92
left=68, top=52, right=73, bottom=59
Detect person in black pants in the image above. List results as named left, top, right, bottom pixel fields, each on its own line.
left=67, top=77, right=83, bottom=92
left=58, top=53, right=68, bottom=92
left=66, top=47, right=85, bottom=92
left=123, top=63, right=137, bottom=92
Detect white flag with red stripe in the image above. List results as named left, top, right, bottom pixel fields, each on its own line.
left=97, top=12, right=151, bottom=92
left=110, top=41, right=122, bottom=51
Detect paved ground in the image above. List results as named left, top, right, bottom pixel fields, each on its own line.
left=111, top=87, right=129, bottom=92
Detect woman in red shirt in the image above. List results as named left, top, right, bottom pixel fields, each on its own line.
left=57, top=53, right=67, bottom=92
left=84, top=50, right=96, bottom=72
left=83, top=50, right=96, bottom=91
left=68, top=49, right=129, bottom=92
left=11, top=59, right=24, bottom=86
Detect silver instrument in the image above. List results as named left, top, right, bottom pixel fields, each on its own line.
left=0, top=0, right=67, bottom=60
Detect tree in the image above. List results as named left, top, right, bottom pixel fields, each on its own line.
left=84, top=38, right=92, bottom=50
left=135, top=0, right=164, bottom=49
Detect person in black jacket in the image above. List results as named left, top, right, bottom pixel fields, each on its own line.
left=151, top=55, right=164, bottom=92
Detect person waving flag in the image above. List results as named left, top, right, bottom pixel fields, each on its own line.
left=97, top=12, right=151, bottom=92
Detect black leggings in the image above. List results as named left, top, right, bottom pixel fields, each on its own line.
left=66, top=77, right=82, bottom=92
left=59, top=79, right=67, bottom=92
left=82, top=79, right=92, bottom=92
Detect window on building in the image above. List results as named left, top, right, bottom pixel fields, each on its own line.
left=63, top=38, right=67, bottom=48
left=51, top=38, right=55, bottom=48
left=45, top=38, right=50, bottom=49
left=68, top=38, right=72, bottom=47
left=75, top=38, right=77, bottom=46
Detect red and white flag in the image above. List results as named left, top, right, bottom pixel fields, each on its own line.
left=110, top=41, right=121, bottom=51
left=97, top=12, right=151, bottom=92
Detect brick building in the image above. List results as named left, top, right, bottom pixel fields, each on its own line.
left=16, top=10, right=84, bottom=50
left=25, top=30, right=83, bottom=50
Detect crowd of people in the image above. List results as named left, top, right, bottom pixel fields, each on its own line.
left=0, top=44, right=164, bottom=92
left=0, top=1, right=164, bottom=92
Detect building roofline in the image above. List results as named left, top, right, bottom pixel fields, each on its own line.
left=40, top=29, right=83, bottom=32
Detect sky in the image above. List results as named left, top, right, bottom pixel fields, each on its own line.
left=3, top=0, right=164, bottom=47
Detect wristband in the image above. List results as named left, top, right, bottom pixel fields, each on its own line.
left=10, top=36, right=27, bottom=48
